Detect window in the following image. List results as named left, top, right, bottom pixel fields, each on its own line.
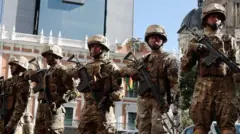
left=64, top=107, right=74, bottom=126
left=128, top=112, right=136, bottom=130
left=125, top=77, right=137, bottom=98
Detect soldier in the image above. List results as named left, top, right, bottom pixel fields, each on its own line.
left=0, top=56, right=31, bottom=134
left=180, top=3, right=239, bottom=134
left=121, top=25, right=179, bottom=134
left=25, top=44, right=79, bottom=134
left=74, top=35, right=124, bottom=134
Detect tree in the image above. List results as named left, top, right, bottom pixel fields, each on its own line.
left=179, top=65, right=197, bottom=110
left=179, top=109, right=194, bottom=133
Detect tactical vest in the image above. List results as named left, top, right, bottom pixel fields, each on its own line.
left=39, top=64, right=67, bottom=102
left=196, top=34, right=235, bottom=77
left=140, top=52, right=172, bottom=102
left=84, top=59, right=114, bottom=102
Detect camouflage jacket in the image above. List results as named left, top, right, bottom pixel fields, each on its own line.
left=83, top=56, right=124, bottom=103
left=25, top=63, right=78, bottom=107
left=3, top=75, right=30, bottom=128
left=121, top=50, right=179, bottom=104
left=41, top=63, right=78, bottom=106
left=180, top=27, right=239, bottom=76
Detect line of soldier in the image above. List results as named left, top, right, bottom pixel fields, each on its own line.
left=0, top=2, right=240, bottom=134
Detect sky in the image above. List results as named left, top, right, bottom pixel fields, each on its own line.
left=134, top=0, right=198, bottom=52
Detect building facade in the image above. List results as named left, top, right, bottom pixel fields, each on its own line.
left=0, top=0, right=134, bottom=46
left=0, top=26, right=152, bottom=133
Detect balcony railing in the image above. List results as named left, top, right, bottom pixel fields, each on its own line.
left=64, top=119, right=79, bottom=128
left=64, top=120, right=138, bottom=133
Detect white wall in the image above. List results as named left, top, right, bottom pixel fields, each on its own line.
left=106, top=0, right=134, bottom=47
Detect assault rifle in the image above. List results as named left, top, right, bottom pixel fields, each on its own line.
left=177, top=24, right=240, bottom=72
left=67, top=55, right=106, bottom=114
left=28, top=58, right=52, bottom=105
left=123, top=51, right=163, bottom=104
left=28, top=57, right=46, bottom=93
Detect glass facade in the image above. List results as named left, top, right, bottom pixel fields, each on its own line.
left=38, top=0, right=105, bottom=40
left=0, top=0, right=3, bottom=24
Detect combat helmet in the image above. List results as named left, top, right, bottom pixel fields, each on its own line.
left=202, top=3, right=226, bottom=22
left=41, top=44, right=63, bottom=59
left=88, top=35, right=109, bottom=52
left=8, top=56, right=29, bottom=71
left=144, top=24, right=167, bottom=43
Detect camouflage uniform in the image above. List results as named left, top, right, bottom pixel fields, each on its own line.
left=76, top=35, right=124, bottom=134
left=180, top=3, right=239, bottom=134
left=0, top=56, right=31, bottom=134
left=26, top=44, right=78, bottom=134
left=121, top=25, right=179, bottom=134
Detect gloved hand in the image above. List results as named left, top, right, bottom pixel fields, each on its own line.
left=160, top=103, right=170, bottom=114
left=190, top=43, right=208, bottom=53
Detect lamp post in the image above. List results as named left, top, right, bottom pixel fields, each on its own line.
left=120, top=36, right=142, bottom=55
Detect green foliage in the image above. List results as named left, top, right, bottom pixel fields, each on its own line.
left=179, top=66, right=197, bottom=110
left=179, top=109, right=194, bottom=133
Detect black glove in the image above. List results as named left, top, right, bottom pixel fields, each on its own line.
left=196, top=43, right=208, bottom=53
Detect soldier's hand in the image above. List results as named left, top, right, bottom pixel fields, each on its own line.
left=190, top=43, right=208, bottom=53
left=161, top=103, right=170, bottom=114
left=172, top=104, right=178, bottom=116
left=49, top=102, right=57, bottom=111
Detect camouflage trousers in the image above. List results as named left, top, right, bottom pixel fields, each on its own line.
left=190, top=76, right=238, bottom=134
left=34, top=103, right=65, bottom=134
left=136, top=95, right=167, bottom=134
left=77, top=100, right=116, bottom=134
